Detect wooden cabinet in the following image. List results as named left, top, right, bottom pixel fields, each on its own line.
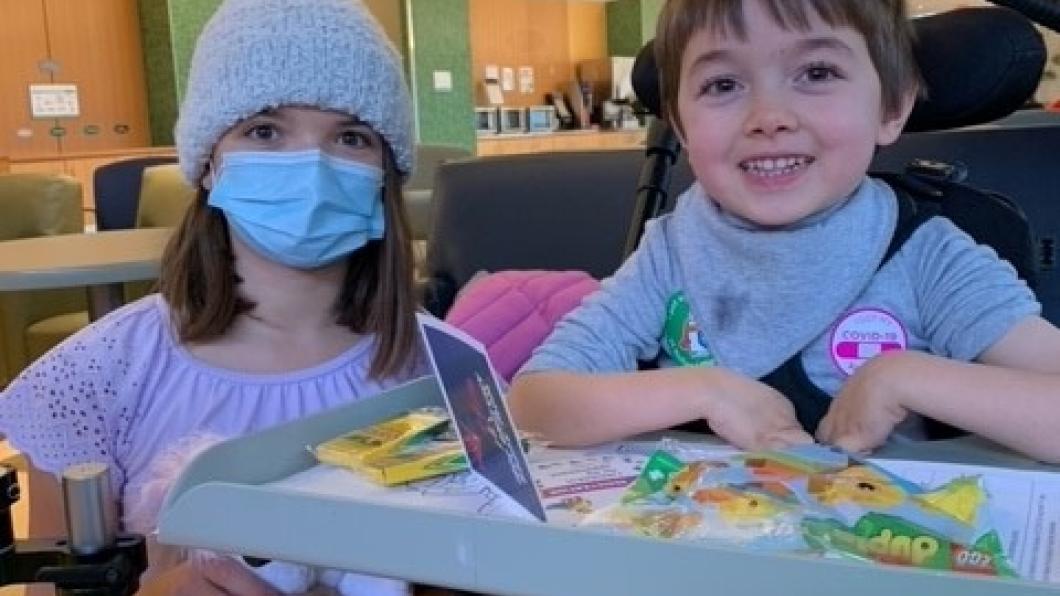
left=0, top=0, right=150, bottom=161
left=476, top=129, right=646, bottom=156
left=469, top=0, right=608, bottom=109
left=362, top=0, right=404, bottom=49
left=43, top=0, right=151, bottom=154
left=0, top=0, right=58, bottom=158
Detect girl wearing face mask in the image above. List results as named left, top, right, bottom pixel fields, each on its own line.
left=0, top=0, right=426, bottom=594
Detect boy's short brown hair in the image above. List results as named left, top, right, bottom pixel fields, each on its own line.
left=655, top=0, right=920, bottom=134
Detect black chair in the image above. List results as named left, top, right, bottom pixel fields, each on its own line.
left=93, top=156, right=179, bottom=230
left=422, top=150, right=694, bottom=317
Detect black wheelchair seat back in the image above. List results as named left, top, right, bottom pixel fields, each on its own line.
left=872, top=126, right=1060, bottom=324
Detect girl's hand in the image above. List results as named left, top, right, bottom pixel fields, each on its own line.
left=702, top=369, right=814, bottom=450
left=817, top=351, right=913, bottom=453
left=137, top=557, right=282, bottom=596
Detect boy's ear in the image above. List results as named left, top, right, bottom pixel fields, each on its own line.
left=876, top=89, right=917, bottom=147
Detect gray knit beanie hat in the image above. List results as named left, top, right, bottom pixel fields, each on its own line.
left=175, top=0, right=413, bottom=186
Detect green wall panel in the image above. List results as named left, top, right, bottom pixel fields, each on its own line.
left=607, top=0, right=644, bottom=58
left=138, top=0, right=220, bottom=146
left=641, top=0, right=664, bottom=42
left=408, top=0, right=474, bottom=152
left=607, top=0, right=663, bottom=57
left=139, top=0, right=178, bottom=145
left=168, top=0, right=224, bottom=100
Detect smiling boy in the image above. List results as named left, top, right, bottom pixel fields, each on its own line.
left=509, top=0, right=1060, bottom=464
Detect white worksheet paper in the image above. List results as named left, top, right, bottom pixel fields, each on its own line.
left=873, top=458, right=1060, bottom=583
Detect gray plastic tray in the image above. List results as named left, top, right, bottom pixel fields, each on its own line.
left=158, top=377, right=1059, bottom=595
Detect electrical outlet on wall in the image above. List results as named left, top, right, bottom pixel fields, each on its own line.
left=433, top=70, right=453, bottom=92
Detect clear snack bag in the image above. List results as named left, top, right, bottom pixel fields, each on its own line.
left=582, top=443, right=1017, bottom=576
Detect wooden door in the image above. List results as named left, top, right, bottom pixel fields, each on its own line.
left=0, top=0, right=61, bottom=159
left=44, top=0, right=151, bottom=153
left=363, top=0, right=405, bottom=49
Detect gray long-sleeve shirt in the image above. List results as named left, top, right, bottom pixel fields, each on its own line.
left=521, top=179, right=1040, bottom=408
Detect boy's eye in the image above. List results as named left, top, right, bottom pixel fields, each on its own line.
left=798, top=63, right=844, bottom=84
left=245, top=123, right=278, bottom=141
left=700, top=77, right=742, bottom=97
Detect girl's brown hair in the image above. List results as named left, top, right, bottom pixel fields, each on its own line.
left=655, top=0, right=921, bottom=135
left=158, top=143, right=418, bottom=379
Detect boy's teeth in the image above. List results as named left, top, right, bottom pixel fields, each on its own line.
left=741, top=156, right=812, bottom=176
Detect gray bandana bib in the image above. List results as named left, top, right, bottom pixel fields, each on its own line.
left=669, top=177, right=897, bottom=378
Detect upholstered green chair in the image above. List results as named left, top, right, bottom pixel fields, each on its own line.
left=121, top=164, right=195, bottom=302
left=22, top=165, right=196, bottom=370
left=135, top=164, right=196, bottom=228
left=0, top=173, right=87, bottom=386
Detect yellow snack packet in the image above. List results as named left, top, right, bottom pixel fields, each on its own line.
left=360, top=439, right=468, bottom=485
left=314, top=409, right=450, bottom=470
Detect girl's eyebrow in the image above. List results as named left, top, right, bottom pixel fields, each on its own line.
left=243, top=110, right=284, bottom=123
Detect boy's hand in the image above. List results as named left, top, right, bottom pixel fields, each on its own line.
left=817, top=351, right=911, bottom=453
left=703, top=370, right=814, bottom=450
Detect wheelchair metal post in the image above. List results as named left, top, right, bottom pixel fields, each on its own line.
left=625, top=117, right=682, bottom=257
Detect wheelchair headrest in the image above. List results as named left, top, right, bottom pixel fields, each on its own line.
left=632, top=7, right=1046, bottom=133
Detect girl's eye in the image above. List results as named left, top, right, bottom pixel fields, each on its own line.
left=700, top=77, right=741, bottom=97
left=799, top=63, right=844, bottom=84
left=339, top=130, right=373, bottom=147
left=245, top=123, right=278, bottom=141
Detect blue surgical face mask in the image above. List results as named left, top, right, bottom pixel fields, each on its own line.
left=207, top=149, right=385, bottom=269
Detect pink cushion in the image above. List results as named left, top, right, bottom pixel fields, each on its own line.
left=445, top=270, right=599, bottom=381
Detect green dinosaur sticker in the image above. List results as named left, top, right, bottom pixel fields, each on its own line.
left=622, top=450, right=686, bottom=503
left=662, top=292, right=716, bottom=366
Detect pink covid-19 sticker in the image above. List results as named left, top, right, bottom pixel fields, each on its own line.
left=829, top=308, right=907, bottom=376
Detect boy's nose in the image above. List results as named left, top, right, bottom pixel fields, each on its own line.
left=743, top=100, right=798, bottom=137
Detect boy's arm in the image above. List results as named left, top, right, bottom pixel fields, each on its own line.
left=521, top=218, right=677, bottom=376
left=509, top=367, right=812, bottom=449
left=510, top=368, right=711, bottom=446
left=511, top=215, right=811, bottom=449
left=509, top=218, right=681, bottom=443
left=820, top=316, right=1060, bottom=463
